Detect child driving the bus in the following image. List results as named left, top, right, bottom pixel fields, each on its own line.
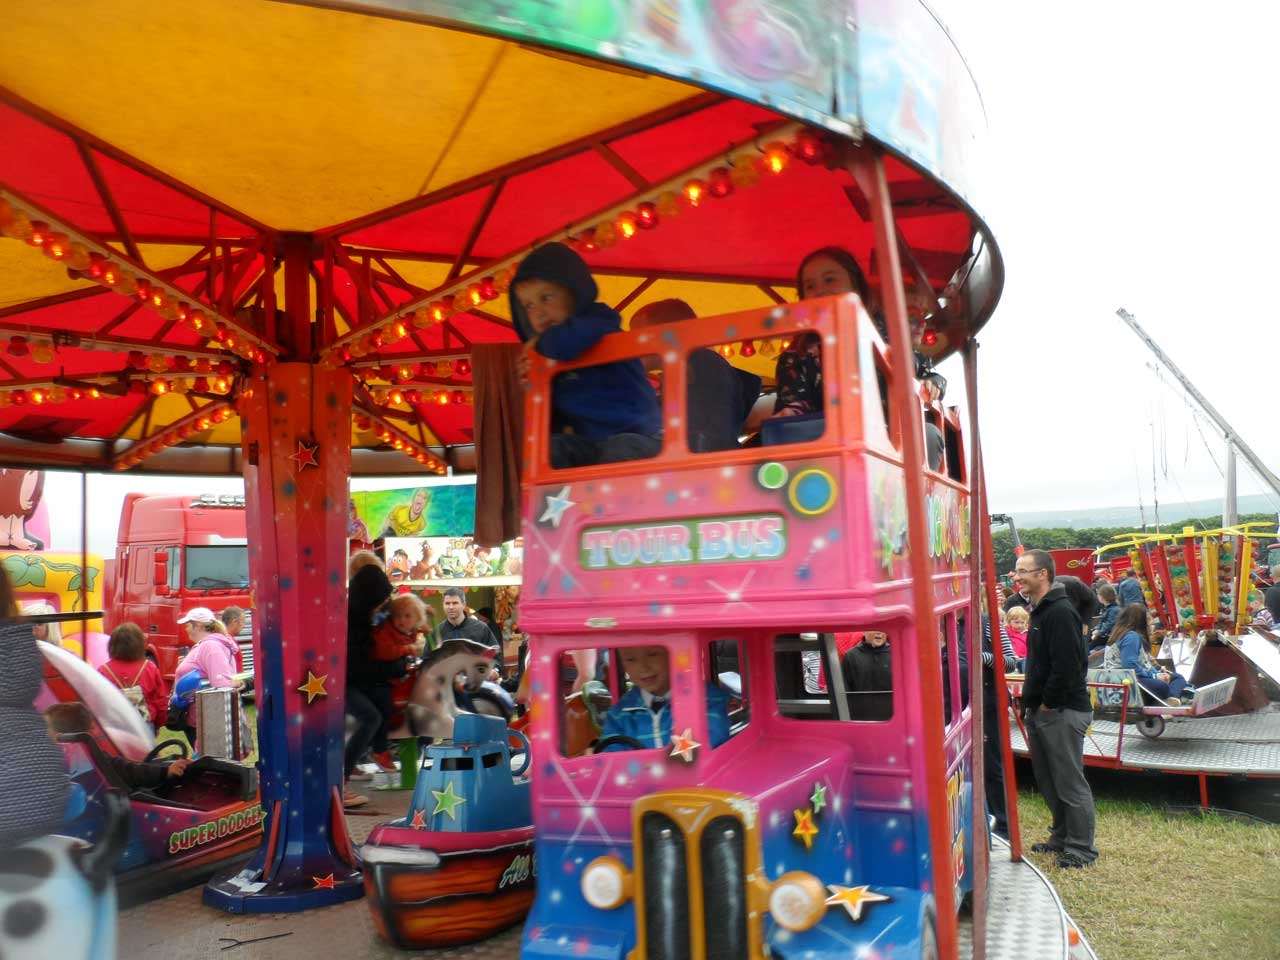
left=511, top=242, right=662, bottom=468
left=597, top=645, right=731, bottom=752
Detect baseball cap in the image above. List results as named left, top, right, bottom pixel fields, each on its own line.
left=177, top=607, right=217, bottom=625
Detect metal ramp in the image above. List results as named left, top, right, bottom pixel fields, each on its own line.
left=1225, top=629, right=1280, bottom=691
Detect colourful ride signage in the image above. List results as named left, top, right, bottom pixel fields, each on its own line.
left=580, top=515, right=787, bottom=570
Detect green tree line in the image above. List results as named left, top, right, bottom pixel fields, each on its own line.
left=990, top=512, right=1277, bottom=577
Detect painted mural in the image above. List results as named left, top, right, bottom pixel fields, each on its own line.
left=349, top=483, right=476, bottom=542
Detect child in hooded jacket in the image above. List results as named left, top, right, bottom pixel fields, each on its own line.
left=511, top=242, right=662, bottom=468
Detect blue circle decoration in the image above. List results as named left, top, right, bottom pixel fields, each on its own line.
left=788, top=469, right=837, bottom=516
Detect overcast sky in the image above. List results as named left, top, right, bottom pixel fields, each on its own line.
left=929, top=0, right=1280, bottom=517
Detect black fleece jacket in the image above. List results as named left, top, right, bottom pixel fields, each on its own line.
left=1022, top=583, right=1091, bottom=713
left=346, top=565, right=403, bottom=687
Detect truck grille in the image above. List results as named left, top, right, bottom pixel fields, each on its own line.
left=237, top=610, right=254, bottom=676
left=634, top=792, right=758, bottom=960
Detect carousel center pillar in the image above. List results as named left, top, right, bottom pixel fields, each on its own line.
left=205, top=235, right=361, bottom=913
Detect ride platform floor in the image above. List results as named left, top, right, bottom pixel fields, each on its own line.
left=119, top=782, right=1093, bottom=960
left=1010, top=709, right=1280, bottom=776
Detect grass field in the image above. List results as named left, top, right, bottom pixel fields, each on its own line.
left=1016, top=777, right=1280, bottom=959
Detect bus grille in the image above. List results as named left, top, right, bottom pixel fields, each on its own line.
left=638, top=809, right=748, bottom=960
left=700, top=817, right=748, bottom=960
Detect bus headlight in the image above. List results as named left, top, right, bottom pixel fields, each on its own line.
left=581, top=856, right=632, bottom=910
left=768, top=871, right=827, bottom=931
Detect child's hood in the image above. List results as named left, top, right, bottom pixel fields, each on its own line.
left=509, top=242, right=598, bottom=341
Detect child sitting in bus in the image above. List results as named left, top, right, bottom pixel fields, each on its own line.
left=97, top=621, right=167, bottom=729
left=597, top=645, right=730, bottom=752
left=372, top=593, right=428, bottom=662
left=511, top=242, right=662, bottom=468
left=631, top=298, right=761, bottom=452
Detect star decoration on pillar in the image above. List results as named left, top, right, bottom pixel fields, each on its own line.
left=410, top=808, right=427, bottom=830
left=538, top=485, right=576, bottom=528
left=290, top=439, right=319, bottom=471
left=432, top=781, right=467, bottom=820
left=297, top=670, right=328, bottom=704
left=669, top=728, right=700, bottom=763
left=810, top=782, right=828, bottom=815
left=312, top=873, right=337, bottom=890
left=793, top=807, right=819, bottom=851
left=824, top=884, right=890, bottom=922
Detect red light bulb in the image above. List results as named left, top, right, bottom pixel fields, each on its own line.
left=635, top=202, right=659, bottom=230
left=921, top=328, right=939, bottom=347
left=763, top=141, right=789, bottom=174
left=793, top=130, right=823, bottom=164
left=451, top=390, right=465, bottom=405
left=455, top=358, right=471, bottom=377
left=27, top=221, right=50, bottom=247
left=44, top=232, right=69, bottom=260
left=479, top=277, right=498, bottom=301
left=707, top=167, right=733, bottom=198
left=683, top=179, right=706, bottom=207
left=6, top=336, right=28, bottom=358
left=740, top=340, right=756, bottom=357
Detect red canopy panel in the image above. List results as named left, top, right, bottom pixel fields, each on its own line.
left=0, top=390, right=144, bottom=442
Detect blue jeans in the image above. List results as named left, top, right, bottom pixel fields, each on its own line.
left=344, top=686, right=382, bottom=779
left=1140, top=672, right=1188, bottom=701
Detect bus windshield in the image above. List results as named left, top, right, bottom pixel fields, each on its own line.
left=185, top=546, right=250, bottom=590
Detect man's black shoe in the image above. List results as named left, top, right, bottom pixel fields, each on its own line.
left=1056, top=852, right=1094, bottom=869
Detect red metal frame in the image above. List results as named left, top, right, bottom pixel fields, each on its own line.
left=853, top=147, right=959, bottom=960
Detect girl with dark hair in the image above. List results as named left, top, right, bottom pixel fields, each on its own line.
left=0, top=566, right=70, bottom=849
left=1104, top=603, right=1193, bottom=704
left=773, top=247, right=875, bottom=418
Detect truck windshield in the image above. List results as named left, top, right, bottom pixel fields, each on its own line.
left=185, top=546, right=250, bottom=590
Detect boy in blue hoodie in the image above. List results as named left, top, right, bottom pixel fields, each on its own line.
left=511, top=243, right=662, bottom=468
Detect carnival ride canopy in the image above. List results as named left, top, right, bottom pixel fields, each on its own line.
left=0, top=0, right=999, bottom=475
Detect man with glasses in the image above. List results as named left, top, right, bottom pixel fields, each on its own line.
left=1014, top=549, right=1098, bottom=868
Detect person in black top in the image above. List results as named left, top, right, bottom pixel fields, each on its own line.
left=1015, top=549, right=1097, bottom=868
left=343, top=554, right=404, bottom=805
left=435, top=588, right=499, bottom=654
left=841, top=631, right=892, bottom=721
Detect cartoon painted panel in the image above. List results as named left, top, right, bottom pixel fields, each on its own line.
left=383, top=535, right=522, bottom=583
left=320, top=1, right=845, bottom=132
left=350, top=483, right=475, bottom=541
left=0, top=467, right=47, bottom=549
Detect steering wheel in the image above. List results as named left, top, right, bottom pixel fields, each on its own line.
left=592, top=734, right=647, bottom=753
left=507, top=728, right=532, bottom=776
left=144, top=738, right=190, bottom=763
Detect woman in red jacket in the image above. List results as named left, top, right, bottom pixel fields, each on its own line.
left=97, top=621, right=167, bottom=729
